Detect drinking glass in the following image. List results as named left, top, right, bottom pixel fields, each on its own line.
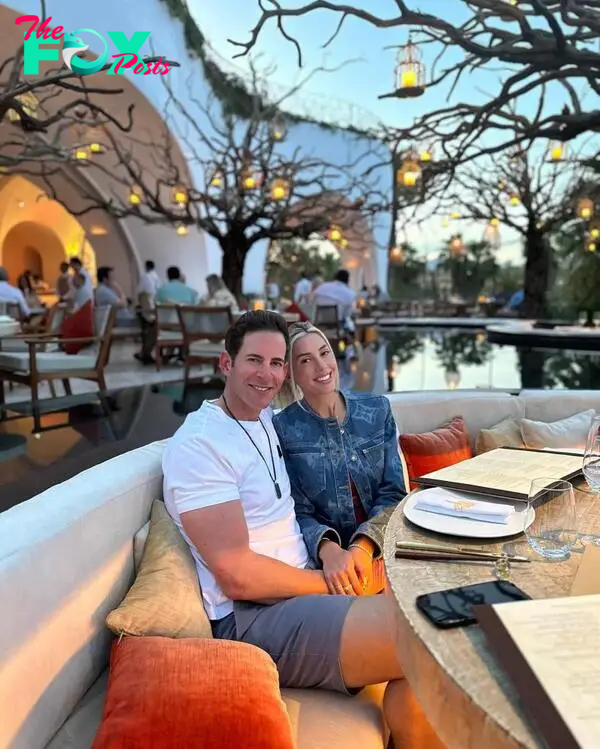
left=524, top=478, right=577, bottom=560
left=583, top=415, right=600, bottom=493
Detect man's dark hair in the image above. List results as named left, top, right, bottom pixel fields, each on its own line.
left=145, top=260, right=155, bottom=271
left=225, top=310, right=290, bottom=362
left=167, top=265, right=181, bottom=281
left=60, top=261, right=69, bottom=273
left=335, top=269, right=350, bottom=284
left=70, top=257, right=82, bottom=268
left=97, top=266, right=113, bottom=284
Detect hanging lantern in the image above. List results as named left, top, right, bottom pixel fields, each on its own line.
left=509, top=194, right=520, bottom=207
left=270, top=178, right=290, bottom=201
left=392, top=39, right=426, bottom=98
left=269, top=115, right=287, bottom=142
left=328, top=225, right=343, bottom=243
left=209, top=169, right=224, bottom=188
left=6, top=92, right=38, bottom=123
left=73, top=147, right=90, bottom=161
left=396, top=154, right=421, bottom=188
left=340, top=238, right=349, bottom=250
left=172, top=186, right=188, bottom=206
left=175, top=224, right=188, bottom=237
left=390, top=245, right=406, bottom=264
left=590, top=220, right=600, bottom=239
left=441, top=217, right=450, bottom=228
left=449, top=234, right=465, bottom=257
left=586, top=241, right=597, bottom=253
left=241, top=166, right=260, bottom=190
left=483, top=221, right=501, bottom=249
left=451, top=211, right=461, bottom=220
left=419, top=146, right=433, bottom=163
left=577, top=198, right=594, bottom=220
left=548, top=141, right=565, bottom=162
left=128, top=185, right=143, bottom=206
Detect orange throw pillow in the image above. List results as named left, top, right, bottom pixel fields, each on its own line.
left=61, top=300, right=94, bottom=355
left=399, top=416, right=472, bottom=489
left=92, top=636, right=294, bottom=749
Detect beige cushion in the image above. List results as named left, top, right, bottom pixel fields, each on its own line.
left=106, top=499, right=212, bottom=639
left=520, top=409, right=596, bottom=450
left=47, top=671, right=387, bottom=749
left=133, top=521, right=150, bottom=572
left=476, top=417, right=524, bottom=454
left=0, top=351, right=96, bottom=373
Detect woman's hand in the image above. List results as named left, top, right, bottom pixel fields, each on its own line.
left=349, top=544, right=374, bottom=593
left=319, top=541, right=363, bottom=595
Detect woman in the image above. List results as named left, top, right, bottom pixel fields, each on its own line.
left=203, top=274, right=239, bottom=312
left=273, top=322, right=405, bottom=597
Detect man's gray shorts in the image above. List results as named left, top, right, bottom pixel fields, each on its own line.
left=211, top=594, right=357, bottom=694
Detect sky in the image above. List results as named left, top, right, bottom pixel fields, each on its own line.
left=190, top=1, right=596, bottom=266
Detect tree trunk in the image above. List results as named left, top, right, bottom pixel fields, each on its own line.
left=220, top=235, right=250, bottom=300
left=521, top=230, right=551, bottom=319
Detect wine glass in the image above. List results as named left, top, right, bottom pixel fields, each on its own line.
left=524, top=478, right=577, bottom=560
left=583, top=415, right=600, bottom=493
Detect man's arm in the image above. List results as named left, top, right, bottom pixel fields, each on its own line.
left=180, top=499, right=329, bottom=602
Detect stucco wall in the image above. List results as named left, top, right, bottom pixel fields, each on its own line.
left=2, top=0, right=390, bottom=293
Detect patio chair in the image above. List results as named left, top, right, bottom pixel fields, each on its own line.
left=0, top=306, right=116, bottom=431
left=176, top=305, right=233, bottom=386
left=154, top=303, right=185, bottom=369
left=314, top=304, right=347, bottom=359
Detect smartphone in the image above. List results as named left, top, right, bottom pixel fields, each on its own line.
left=416, top=580, right=531, bottom=629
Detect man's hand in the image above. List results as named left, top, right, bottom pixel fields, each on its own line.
left=319, top=541, right=363, bottom=595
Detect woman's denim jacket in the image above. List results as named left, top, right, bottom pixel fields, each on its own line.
left=273, top=392, right=406, bottom=564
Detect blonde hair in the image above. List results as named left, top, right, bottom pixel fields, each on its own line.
left=280, top=322, right=339, bottom=405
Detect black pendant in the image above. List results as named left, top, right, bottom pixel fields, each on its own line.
left=275, top=482, right=282, bottom=499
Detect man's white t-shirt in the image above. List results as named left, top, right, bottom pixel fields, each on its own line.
left=162, top=401, right=309, bottom=620
left=314, top=280, right=356, bottom=321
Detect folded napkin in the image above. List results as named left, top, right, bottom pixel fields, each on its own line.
left=414, top=488, right=515, bottom=525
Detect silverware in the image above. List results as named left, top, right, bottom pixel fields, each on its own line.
left=396, top=540, right=530, bottom=563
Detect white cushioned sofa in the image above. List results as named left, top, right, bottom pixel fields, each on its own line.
left=1, top=389, right=599, bottom=749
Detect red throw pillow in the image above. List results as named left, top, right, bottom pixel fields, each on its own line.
left=60, top=300, right=94, bottom=355
left=92, top=636, right=294, bottom=749
left=399, top=415, right=473, bottom=489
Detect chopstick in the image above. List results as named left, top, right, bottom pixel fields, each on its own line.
left=396, top=540, right=530, bottom=563
left=394, top=550, right=502, bottom=563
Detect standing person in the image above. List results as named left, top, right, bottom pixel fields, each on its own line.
left=56, top=262, right=72, bottom=301
left=155, top=266, right=198, bottom=305
left=274, top=322, right=405, bottom=596
left=69, top=257, right=93, bottom=301
left=138, top=260, right=161, bottom=303
left=266, top=277, right=280, bottom=310
left=162, top=311, right=443, bottom=749
left=294, top=271, right=312, bottom=305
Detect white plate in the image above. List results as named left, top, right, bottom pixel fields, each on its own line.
left=403, top=490, right=535, bottom=539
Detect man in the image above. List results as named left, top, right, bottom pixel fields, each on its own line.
left=138, top=260, right=161, bottom=302
left=155, top=266, right=198, bottom=305
left=69, top=257, right=93, bottom=301
left=0, top=266, right=31, bottom=318
left=162, top=311, right=442, bottom=748
left=314, top=269, right=357, bottom=333
left=56, top=262, right=71, bottom=301
left=293, top=270, right=312, bottom=305
left=95, top=267, right=137, bottom=327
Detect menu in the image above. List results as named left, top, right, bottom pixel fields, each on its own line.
left=415, top=447, right=583, bottom=501
left=475, top=595, right=600, bottom=749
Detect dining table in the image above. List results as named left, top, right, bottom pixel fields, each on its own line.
left=383, top=479, right=599, bottom=749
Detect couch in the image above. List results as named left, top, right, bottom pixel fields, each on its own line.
left=1, top=388, right=599, bottom=749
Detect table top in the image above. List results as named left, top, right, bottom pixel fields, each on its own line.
left=383, top=479, right=598, bottom=749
